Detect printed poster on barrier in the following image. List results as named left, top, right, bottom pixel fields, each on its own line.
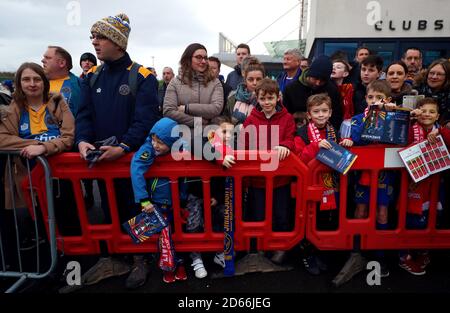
left=398, top=135, right=450, bottom=183
left=316, top=140, right=358, bottom=175
left=361, top=108, right=410, bottom=145
left=122, top=205, right=168, bottom=244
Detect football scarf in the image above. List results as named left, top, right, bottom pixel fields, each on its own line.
left=408, top=123, right=438, bottom=214
left=307, top=122, right=338, bottom=210
left=158, top=225, right=177, bottom=272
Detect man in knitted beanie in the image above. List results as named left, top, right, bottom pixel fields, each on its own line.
left=90, top=13, right=131, bottom=51
left=74, top=13, right=160, bottom=291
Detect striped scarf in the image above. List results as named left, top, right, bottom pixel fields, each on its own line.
left=307, top=122, right=338, bottom=210
left=307, top=122, right=337, bottom=143
left=412, top=122, right=438, bottom=143
left=407, top=122, right=439, bottom=214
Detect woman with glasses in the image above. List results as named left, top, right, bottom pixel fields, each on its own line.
left=163, top=43, right=224, bottom=280
left=163, top=43, right=223, bottom=130
left=416, top=59, right=450, bottom=231
left=416, top=59, right=450, bottom=126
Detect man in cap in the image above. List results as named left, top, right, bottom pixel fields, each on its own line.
left=283, top=55, right=343, bottom=129
left=79, top=52, right=97, bottom=79
left=75, top=13, right=160, bottom=290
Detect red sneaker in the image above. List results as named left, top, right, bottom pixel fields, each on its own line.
left=175, top=264, right=187, bottom=281
left=416, top=252, right=430, bottom=269
left=399, top=255, right=426, bottom=276
left=163, top=270, right=176, bottom=283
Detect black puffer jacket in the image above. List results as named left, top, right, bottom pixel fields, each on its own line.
left=283, top=70, right=343, bottom=129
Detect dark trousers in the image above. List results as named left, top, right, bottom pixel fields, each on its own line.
left=245, top=184, right=293, bottom=231
left=97, top=178, right=138, bottom=225
left=96, top=179, right=138, bottom=257
left=53, top=179, right=82, bottom=236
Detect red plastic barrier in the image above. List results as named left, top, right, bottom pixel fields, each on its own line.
left=306, top=145, right=450, bottom=250
left=25, top=151, right=313, bottom=255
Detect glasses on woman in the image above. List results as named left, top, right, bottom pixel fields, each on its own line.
left=428, top=71, right=445, bottom=78
left=193, top=55, right=208, bottom=62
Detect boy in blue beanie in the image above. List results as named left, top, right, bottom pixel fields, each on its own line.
left=131, top=117, right=188, bottom=283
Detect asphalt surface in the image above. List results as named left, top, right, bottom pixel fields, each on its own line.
left=3, top=246, right=450, bottom=294
left=2, top=182, right=450, bottom=313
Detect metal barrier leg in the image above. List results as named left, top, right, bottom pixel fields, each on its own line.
left=0, top=152, right=58, bottom=293
left=5, top=275, right=27, bottom=293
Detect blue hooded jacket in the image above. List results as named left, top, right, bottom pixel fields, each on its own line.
left=130, top=117, right=187, bottom=205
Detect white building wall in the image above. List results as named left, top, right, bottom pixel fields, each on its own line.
left=305, top=0, right=450, bottom=55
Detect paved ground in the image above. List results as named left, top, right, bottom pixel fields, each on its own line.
left=3, top=246, right=450, bottom=294
left=2, top=182, right=450, bottom=311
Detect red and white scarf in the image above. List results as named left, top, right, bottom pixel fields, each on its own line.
left=307, top=122, right=337, bottom=144
left=408, top=122, right=439, bottom=214
left=158, top=226, right=176, bottom=272
left=412, top=122, right=438, bottom=144
left=308, top=122, right=338, bottom=210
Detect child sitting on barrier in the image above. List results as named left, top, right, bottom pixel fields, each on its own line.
left=294, top=93, right=353, bottom=275
left=207, top=115, right=236, bottom=269
left=241, top=78, right=296, bottom=264
left=332, top=80, right=397, bottom=286
left=130, top=117, right=188, bottom=284
left=180, top=116, right=238, bottom=279
left=399, top=97, right=450, bottom=275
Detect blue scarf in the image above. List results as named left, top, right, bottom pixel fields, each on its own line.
left=234, top=83, right=257, bottom=105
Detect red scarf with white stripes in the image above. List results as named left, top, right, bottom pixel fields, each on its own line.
left=412, top=122, right=437, bottom=143
left=307, top=122, right=337, bottom=143
left=408, top=122, right=438, bottom=214
left=308, top=122, right=338, bottom=210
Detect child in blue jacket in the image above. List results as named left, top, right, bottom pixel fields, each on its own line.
left=131, top=117, right=187, bottom=283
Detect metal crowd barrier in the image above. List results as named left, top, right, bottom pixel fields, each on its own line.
left=0, top=151, right=57, bottom=293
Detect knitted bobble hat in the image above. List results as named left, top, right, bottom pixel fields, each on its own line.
left=91, top=13, right=131, bottom=50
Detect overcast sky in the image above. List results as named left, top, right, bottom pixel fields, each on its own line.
left=0, top=0, right=300, bottom=78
